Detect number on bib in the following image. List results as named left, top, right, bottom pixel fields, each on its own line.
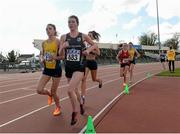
left=66, top=49, right=80, bottom=61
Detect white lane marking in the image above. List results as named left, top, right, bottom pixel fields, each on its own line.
left=0, top=93, right=37, bottom=105
left=0, top=77, right=121, bottom=128
left=0, top=69, right=158, bottom=128
left=0, top=97, right=68, bottom=128
left=0, top=67, right=119, bottom=90
left=79, top=71, right=160, bottom=133
left=0, top=72, right=119, bottom=104
left=0, top=65, right=119, bottom=81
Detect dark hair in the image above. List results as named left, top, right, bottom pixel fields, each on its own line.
left=68, top=15, right=79, bottom=26
left=169, top=46, right=172, bottom=50
left=47, top=24, right=57, bottom=36
left=129, top=42, right=133, bottom=45
left=89, top=31, right=101, bottom=41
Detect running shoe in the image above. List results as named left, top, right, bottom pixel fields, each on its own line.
left=53, top=107, right=61, bottom=116
left=71, top=112, right=78, bottom=125
left=81, top=96, right=85, bottom=105
left=99, top=80, right=103, bottom=88
left=48, top=96, right=53, bottom=105
left=80, top=104, right=85, bottom=115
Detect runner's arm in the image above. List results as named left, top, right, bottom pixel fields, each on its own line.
left=116, top=50, right=121, bottom=63
left=39, top=42, right=45, bottom=62
left=82, top=34, right=97, bottom=55
left=53, top=39, right=64, bottom=60
left=95, top=46, right=101, bottom=56
left=58, top=35, right=66, bottom=59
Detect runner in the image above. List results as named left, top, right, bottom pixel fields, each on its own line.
left=167, top=46, right=176, bottom=73
left=37, top=24, right=62, bottom=116
left=159, top=50, right=166, bottom=70
left=128, top=42, right=140, bottom=83
left=59, top=15, right=97, bottom=125
left=116, top=43, right=130, bottom=86
left=81, top=31, right=102, bottom=105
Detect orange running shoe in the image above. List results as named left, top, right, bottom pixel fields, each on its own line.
left=48, top=96, right=53, bottom=105
left=53, top=107, right=61, bottom=116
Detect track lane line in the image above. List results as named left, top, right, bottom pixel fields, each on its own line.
left=0, top=69, right=158, bottom=128
left=0, top=77, right=121, bottom=128
left=79, top=70, right=160, bottom=133
left=0, top=72, right=119, bottom=104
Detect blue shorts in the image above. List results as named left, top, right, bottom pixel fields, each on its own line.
left=43, top=68, right=62, bottom=77
left=43, top=61, right=62, bottom=77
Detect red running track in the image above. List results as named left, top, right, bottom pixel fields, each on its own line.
left=0, top=63, right=174, bottom=133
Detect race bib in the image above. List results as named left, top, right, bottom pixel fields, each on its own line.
left=44, top=52, right=52, bottom=61
left=122, top=58, right=129, bottom=63
left=66, top=49, right=81, bottom=61
left=44, top=52, right=56, bottom=69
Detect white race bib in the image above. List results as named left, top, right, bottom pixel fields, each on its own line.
left=123, top=58, right=129, bottom=63
left=66, top=49, right=81, bottom=61
left=44, top=52, right=52, bottom=61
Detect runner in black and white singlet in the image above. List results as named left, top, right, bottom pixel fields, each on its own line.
left=59, top=15, right=97, bottom=125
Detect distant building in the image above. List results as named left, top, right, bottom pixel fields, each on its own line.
left=17, top=54, right=34, bottom=63
left=33, top=39, right=180, bottom=53
left=33, top=39, right=43, bottom=51
left=32, top=39, right=120, bottom=50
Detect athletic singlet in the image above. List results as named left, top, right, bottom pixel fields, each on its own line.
left=167, top=49, right=175, bottom=61
left=43, top=40, right=59, bottom=69
left=65, top=33, right=86, bottom=68
left=119, top=50, right=130, bottom=64
left=129, top=48, right=135, bottom=61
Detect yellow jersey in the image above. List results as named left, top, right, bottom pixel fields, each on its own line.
left=129, top=48, right=135, bottom=61
left=43, top=40, right=58, bottom=69
left=167, top=49, right=175, bottom=61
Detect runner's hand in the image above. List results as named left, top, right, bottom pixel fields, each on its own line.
left=82, top=49, right=90, bottom=56
left=62, top=41, right=69, bottom=49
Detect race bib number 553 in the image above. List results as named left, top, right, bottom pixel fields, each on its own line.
left=66, top=49, right=81, bottom=61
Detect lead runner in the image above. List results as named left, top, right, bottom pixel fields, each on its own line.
left=59, top=15, right=97, bottom=125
